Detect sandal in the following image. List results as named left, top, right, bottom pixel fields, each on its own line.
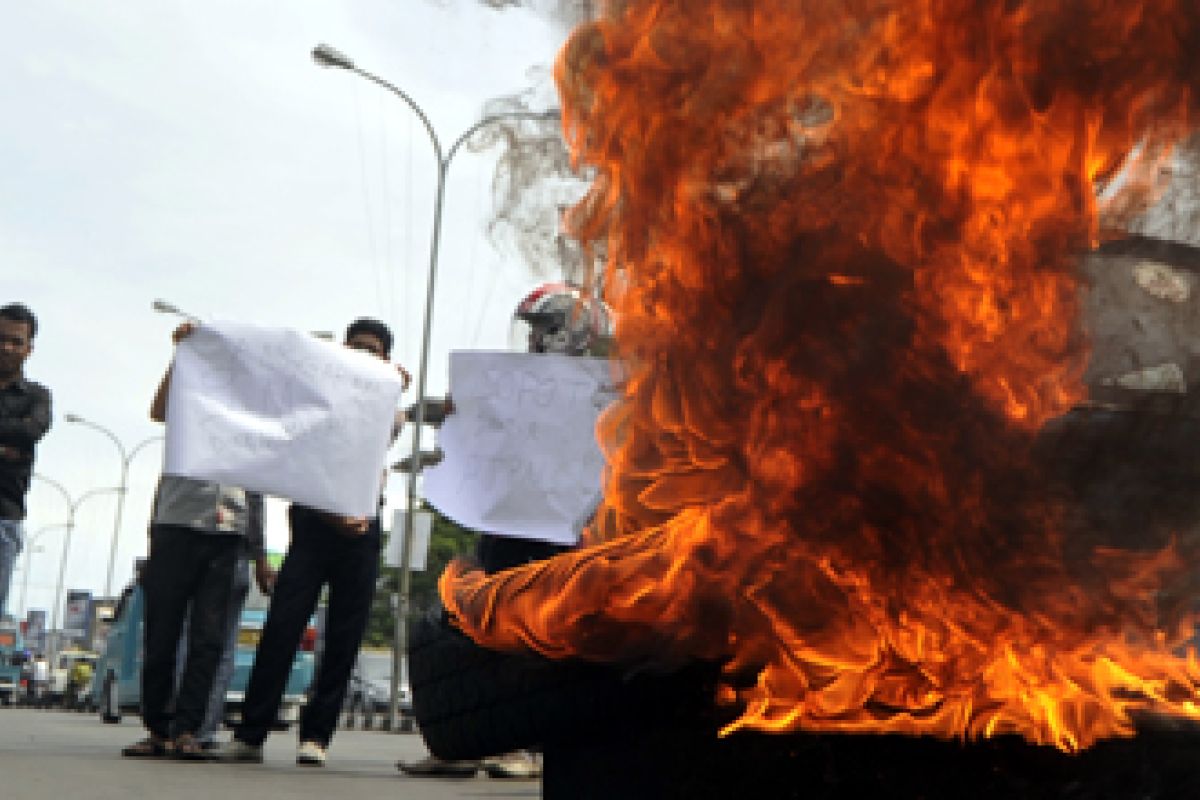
left=121, top=735, right=173, bottom=758
left=172, top=733, right=213, bottom=761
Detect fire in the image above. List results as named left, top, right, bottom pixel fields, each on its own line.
left=441, top=0, right=1200, bottom=751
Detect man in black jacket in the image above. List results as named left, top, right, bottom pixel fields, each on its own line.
left=0, top=303, right=51, bottom=621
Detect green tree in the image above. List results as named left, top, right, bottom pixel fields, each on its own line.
left=360, top=506, right=477, bottom=647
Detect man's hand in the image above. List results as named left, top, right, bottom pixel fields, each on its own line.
left=333, top=516, right=371, bottom=537
left=151, top=322, right=198, bottom=422
left=317, top=511, right=370, bottom=536
left=254, top=558, right=277, bottom=596
left=172, top=321, right=196, bottom=344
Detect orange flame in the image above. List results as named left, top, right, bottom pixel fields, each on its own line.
left=441, top=0, right=1200, bottom=751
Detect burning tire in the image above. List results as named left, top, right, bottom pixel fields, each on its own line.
left=409, top=612, right=716, bottom=761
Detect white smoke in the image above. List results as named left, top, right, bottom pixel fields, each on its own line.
left=474, top=0, right=596, bottom=29
left=438, top=0, right=599, bottom=286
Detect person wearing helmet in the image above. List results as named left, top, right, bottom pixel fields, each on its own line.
left=398, top=284, right=613, bottom=780
left=508, top=282, right=613, bottom=358
left=478, top=283, right=613, bottom=573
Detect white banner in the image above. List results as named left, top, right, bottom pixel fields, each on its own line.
left=422, top=351, right=615, bottom=546
left=163, top=321, right=404, bottom=517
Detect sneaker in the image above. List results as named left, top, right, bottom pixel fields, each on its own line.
left=482, top=751, right=541, bottom=780
left=396, top=755, right=480, bottom=778
left=217, top=738, right=263, bottom=764
left=296, top=740, right=327, bottom=767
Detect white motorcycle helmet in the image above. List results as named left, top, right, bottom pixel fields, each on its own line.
left=508, top=283, right=613, bottom=356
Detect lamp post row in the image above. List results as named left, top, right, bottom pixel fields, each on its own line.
left=25, top=428, right=161, bottom=658
left=64, top=414, right=163, bottom=597
left=18, top=523, right=65, bottom=620
left=31, top=474, right=121, bottom=661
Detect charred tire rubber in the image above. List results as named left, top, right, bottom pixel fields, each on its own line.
left=409, top=612, right=716, bottom=762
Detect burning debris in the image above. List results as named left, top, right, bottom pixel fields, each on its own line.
left=441, top=0, right=1200, bottom=752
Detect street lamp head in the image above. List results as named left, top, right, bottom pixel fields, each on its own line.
left=152, top=299, right=200, bottom=322
left=313, top=44, right=355, bottom=71
left=64, top=413, right=82, bottom=424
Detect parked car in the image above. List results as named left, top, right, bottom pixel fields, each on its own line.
left=223, top=606, right=318, bottom=727
left=93, top=579, right=317, bottom=727
left=343, top=648, right=411, bottom=730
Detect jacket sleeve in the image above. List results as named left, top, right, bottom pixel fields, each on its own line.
left=0, top=385, right=52, bottom=450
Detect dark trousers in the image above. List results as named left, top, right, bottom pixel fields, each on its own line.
left=237, top=507, right=380, bottom=748
left=141, top=524, right=240, bottom=739
left=476, top=534, right=567, bottom=574
left=175, top=552, right=250, bottom=743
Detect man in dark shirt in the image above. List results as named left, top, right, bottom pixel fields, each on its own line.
left=0, top=303, right=52, bottom=621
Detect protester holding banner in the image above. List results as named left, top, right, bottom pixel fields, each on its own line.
left=222, top=317, right=406, bottom=768
left=398, top=284, right=613, bottom=781
left=0, top=303, right=52, bottom=621
left=122, top=323, right=273, bottom=761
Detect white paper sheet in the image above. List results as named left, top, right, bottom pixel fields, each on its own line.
left=163, top=321, right=404, bottom=517
left=385, top=509, right=432, bottom=570
left=422, top=351, right=616, bottom=545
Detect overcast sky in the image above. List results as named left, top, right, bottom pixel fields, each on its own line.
left=3, top=1, right=569, bottom=619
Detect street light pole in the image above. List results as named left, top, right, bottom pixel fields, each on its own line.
left=33, top=474, right=119, bottom=660
left=19, top=524, right=65, bottom=619
left=65, top=414, right=163, bottom=598
left=312, top=42, right=561, bottom=729
left=51, top=487, right=120, bottom=659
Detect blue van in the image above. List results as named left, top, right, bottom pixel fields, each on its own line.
left=92, top=579, right=316, bottom=727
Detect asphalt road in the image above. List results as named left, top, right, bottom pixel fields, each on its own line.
left=0, top=707, right=541, bottom=800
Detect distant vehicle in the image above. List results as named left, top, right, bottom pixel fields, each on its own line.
left=343, top=648, right=411, bottom=730
left=223, top=606, right=318, bottom=727
left=92, top=580, right=317, bottom=726
left=48, top=649, right=97, bottom=708
left=0, top=621, right=25, bottom=706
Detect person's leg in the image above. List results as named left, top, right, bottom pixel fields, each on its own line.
left=172, top=536, right=239, bottom=739
left=174, top=606, right=192, bottom=699
left=197, top=553, right=250, bottom=744
left=235, top=512, right=325, bottom=746
left=0, top=520, right=23, bottom=619
left=138, top=525, right=202, bottom=741
left=297, top=524, right=381, bottom=748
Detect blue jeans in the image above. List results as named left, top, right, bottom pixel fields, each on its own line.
left=0, top=520, right=23, bottom=620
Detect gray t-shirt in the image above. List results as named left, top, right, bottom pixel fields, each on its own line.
left=151, top=475, right=264, bottom=558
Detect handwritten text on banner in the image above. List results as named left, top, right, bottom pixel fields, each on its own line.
left=164, top=322, right=404, bottom=517
left=423, top=351, right=615, bottom=546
